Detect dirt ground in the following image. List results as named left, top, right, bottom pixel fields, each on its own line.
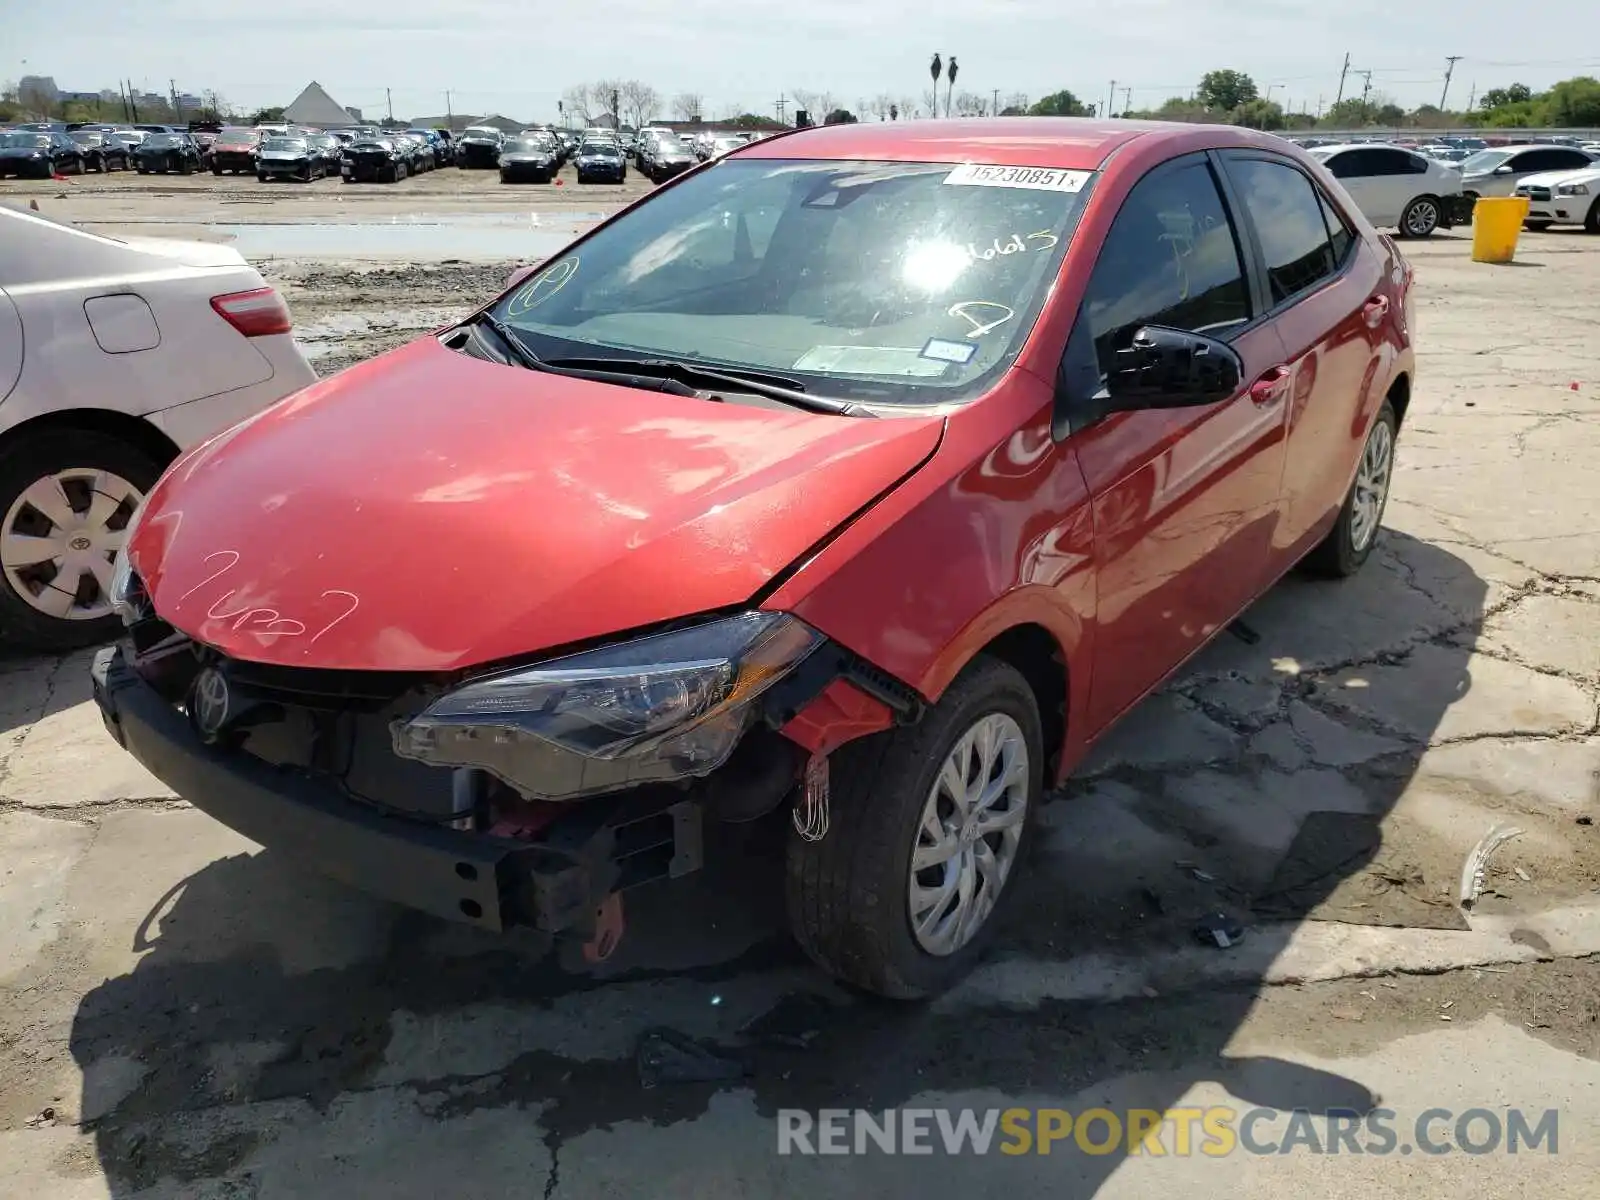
left=2, top=173, right=1600, bottom=1198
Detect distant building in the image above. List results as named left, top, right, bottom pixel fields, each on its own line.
left=283, top=81, right=355, bottom=127
left=344, top=106, right=363, bottom=122
left=468, top=113, right=523, bottom=134
left=411, top=114, right=491, bottom=134
left=18, top=75, right=59, bottom=105
left=178, top=93, right=204, bottom=112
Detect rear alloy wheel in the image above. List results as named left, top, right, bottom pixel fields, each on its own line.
left=0, top=432, right=165, bottom=650
left=1303, top=400, right=1398, bottom=578
left=787, top=657, right=1041, bottom=998
left=1400, top=196, right=1440, bottom=238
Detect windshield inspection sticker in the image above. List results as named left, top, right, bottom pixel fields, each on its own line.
left=920, top=337, right=978, bottom=365
left=943, top=164, right=1092, bottom=192
left=793, top=345, right=949, bottom=377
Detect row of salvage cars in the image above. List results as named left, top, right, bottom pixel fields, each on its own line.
left=211, top=124, right=459, bottom=183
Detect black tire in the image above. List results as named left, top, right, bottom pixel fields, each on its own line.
left=136, top=165, right=148, bottom=174
left=0, top=430, right=167, bottom=652
left=786, top=656, right=1044, bottom=999
left=1302, top=399, right=1398, bottom=578
left=257, top=172, right=268, bottom=183
left=1398, top=195, right=1440, bottom=238
left=1524, top=219, right=1553, bottom=232
left=211, top=164, right=223, bottom=176
left=1585, top=198, right=1600, bottom=235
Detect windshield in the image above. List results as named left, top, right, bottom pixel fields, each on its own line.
left=507, top=139, right=549, bottom=153
left=1462, top=150, right=1514, bottom=173
left=2, top=134, right=51, bottom=148
left=492, top=157, right=1094, bottom=405
left=580, top=143, right=618, bottom=155
left=145, top=135, right=181, bottom=148
left=464, top=129, right=498, bottom=139
left=262, top=138, right=307, bottom=151
left=70, top=132, right=103, bottom=145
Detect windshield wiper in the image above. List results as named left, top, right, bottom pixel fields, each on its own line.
left=462, top=313, right=698, bottom=396
left=540, top=356, right=871, bottom=417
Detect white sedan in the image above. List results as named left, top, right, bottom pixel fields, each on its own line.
left=0, top=204, right=317, bottom=648
left=1307, top=143, right=1464, bottom=237
left=1515, top=166, right=1600, bottom=233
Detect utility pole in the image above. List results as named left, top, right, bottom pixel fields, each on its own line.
left=127, top=80, right=139, bottom=122
left=1358, top=70, right=1373, bottom=106
left=386, top=88, right=393, bottom=124
left=119, top=80, right=131, bottom=122
left=1440, top=55, right=1463, bottom=111
left=775, top=96, right=787, bottom=125
left=992, top=87, right=999, bottom=117
left=169, top=78, right=180, bottom=121
left=1466, top=81, right=1476, bottom=111
left=446, top=90, right=453, bottom=129
left=1106, top=80, right=1116, bottom=118
left=1317, top=94, right=1324, bottom=118
left=1335, top=52, right=1350, bottom=106
left=1122, top=86, right=1132, bottom=114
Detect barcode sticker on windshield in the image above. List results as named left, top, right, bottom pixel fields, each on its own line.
left=943, top=164, right=1092, bottom=192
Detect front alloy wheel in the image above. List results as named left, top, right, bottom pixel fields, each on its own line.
left=787, top=656, right=1042, bottom=998
left=908, top=713, right=1030, bottom=956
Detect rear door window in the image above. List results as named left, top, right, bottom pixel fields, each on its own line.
left=1223, top=157, right=1339, bottom=306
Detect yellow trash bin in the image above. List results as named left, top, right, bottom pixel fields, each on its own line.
left=1472, top=196, right=1531, bottom=264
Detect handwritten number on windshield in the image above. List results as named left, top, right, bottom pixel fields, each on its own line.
left=965, top=230, right=1058, bottom=262
left=949, top=301, right=1015, bottom=338
left=507, top=257, right=580, bottom=315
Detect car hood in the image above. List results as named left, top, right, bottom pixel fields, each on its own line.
left=131, top=336, right=944, bottom=671
left=215, top=142, right=256, bottom=152
left=1520, top=167, right=1600, bottom=188
left=260, top=150, right=308, bottom=158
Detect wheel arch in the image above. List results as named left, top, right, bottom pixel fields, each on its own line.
left=0, top=407, right=180, bottom=472
left=970, top=622, right=1070, bottom=779
left=1386, top=370, right=1411, bottom=427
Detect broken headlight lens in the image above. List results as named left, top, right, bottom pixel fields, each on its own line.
left=392, top=611, right=822, bottom=800
left=109, top=500, right=149, bottom=625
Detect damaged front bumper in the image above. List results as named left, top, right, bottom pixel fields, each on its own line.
left=91, top=627, right=916, bottom=941
left=91, top=645, right=703, bottom=939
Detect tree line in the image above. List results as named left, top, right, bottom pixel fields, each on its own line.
left=7, top=71, right=1596, bottom=133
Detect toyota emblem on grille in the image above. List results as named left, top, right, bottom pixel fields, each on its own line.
left=190, top=667, right=231, bottom=738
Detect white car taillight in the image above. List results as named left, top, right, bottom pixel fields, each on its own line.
left=210, top=287, right=292, bottom=337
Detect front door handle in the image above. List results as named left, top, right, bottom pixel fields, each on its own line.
left=1362, top=295, right=1391, bottom=328
left=1250, top=365, right=1292, bottom=406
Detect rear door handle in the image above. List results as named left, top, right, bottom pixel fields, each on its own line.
left=1250, top=365, right=1292, bottom=406
left=1362, top=295, right=1391, bottom=327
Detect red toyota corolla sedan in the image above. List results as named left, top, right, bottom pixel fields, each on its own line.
left=94, top=118, right=1413, bottom=998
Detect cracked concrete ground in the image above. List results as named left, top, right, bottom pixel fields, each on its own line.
left=2, top=195, right=1600, bottom=1197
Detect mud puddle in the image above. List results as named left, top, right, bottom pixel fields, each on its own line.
left=221, top=212, right=601, bottom=260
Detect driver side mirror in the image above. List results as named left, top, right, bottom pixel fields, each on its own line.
left=1104, top=325, right=1244, bottom=412
left=1493, top=164, right=1514, bottom=175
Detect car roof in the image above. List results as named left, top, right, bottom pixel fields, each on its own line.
left=1311, top=142, right=1420, bottom=154
left=734, top=117, right=1227, bottom=170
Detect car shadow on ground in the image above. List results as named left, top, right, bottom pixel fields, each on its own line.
left=67, top=529, right=1486, bottom=1195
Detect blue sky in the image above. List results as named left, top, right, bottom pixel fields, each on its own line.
left=7, top=0, right=1600, bottom=123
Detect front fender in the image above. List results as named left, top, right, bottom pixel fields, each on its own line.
left=766, top=372, right=1097, bottom=771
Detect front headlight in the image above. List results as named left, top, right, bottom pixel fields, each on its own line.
left=109, top=500, right=148, bottom=624
left=1558, top=182, right=1590, bottom=196
left=393, top=611, right=822, bottom=800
